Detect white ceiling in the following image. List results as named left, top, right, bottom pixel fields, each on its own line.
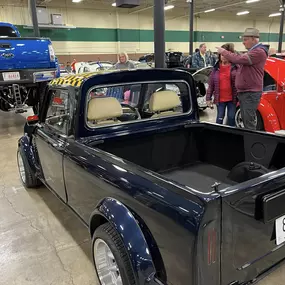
left=0, top=0, right=282, bottom=18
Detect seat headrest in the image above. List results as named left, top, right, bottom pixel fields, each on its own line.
left=87, top=97, right=123, bottom=121
left=149, top=90, right=181, bottom=112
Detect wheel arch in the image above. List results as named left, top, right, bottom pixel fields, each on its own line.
left=89, top=197, right=166, bottom=284
left=18, top=135, right=37, bottom=173
left=257, top=97, right=281, bottom=133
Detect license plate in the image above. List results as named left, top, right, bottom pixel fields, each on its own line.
left=33, top=71, right=55, bottom=83
left=3, top=72, right=20, bottom=81
left=275, top=215, right=285, bottom=245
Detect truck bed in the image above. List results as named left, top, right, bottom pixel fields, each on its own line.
left=94, top=123, right=285, bottom=191
left=161, top=163, right=234, bottom=191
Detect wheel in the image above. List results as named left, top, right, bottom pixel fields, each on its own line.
left=17, top=148, right=41, bottom=188
left=235, top=107, right=244, bottom=128
left=29, top=82, right=48, bottom=114
left=92, top=223, right=136, bottom=285
left=235, top=107, right=264, bottom=131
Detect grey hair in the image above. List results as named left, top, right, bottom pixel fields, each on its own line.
left=199, top=43, right=206, bottom=49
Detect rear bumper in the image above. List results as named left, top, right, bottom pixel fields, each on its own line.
left=0, top=68, right=57, bottom=85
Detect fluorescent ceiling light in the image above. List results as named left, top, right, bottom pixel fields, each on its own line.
left=72, top=0, right=82, bottom=2
left=269, top=12, right=281, bottom=17
left=164, top=5, right=174, bottom=10
left=246, top=0, right=260, bottom=3
left=112, top=2, right=116, bottom=6
left=204, top=9, right=215, bottom=13
left=237, top=11, right=250, bottom=15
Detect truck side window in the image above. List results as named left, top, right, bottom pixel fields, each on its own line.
left=263, top=71, right=276, bottom=91
left=0, top=26, right=17, bottom=38
left=45, top=89, right=70, bottom=134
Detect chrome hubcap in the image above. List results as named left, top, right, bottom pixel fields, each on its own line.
left=94, top=239, right=123, bottom=285
left=235, top=109, right=244, bottom=128
left=17, top=151, right=26, bottom=184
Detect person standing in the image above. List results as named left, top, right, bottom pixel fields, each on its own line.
left=114, top=52, right=135, bottom=70
left=66, top=62, right=72, bottom=73
left=206, top=44, right=238, bottom=126
left=216, top=28, right=268, bottom=130
left=192, top=43, right=212, bottom=69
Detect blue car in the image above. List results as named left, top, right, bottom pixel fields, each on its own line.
left=0, top=22, right=58, bottom=113
left=18, top=69, right=285, bottom=285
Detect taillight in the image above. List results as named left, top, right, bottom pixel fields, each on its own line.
left=208, top=228, right=217, bottom=265
left=48, top=44, right=55, bottom=62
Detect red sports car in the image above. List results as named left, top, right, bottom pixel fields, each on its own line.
left=235, top=55, right=285, bottom=133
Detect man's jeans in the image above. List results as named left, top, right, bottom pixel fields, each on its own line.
left=216, top=102, right=236, bottom=126
left=238, top=92, right=262, bottom=130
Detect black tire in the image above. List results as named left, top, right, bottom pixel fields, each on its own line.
left=92, top=223, right=136, bottom=285
left=17, top=148, right=42, bottom=188
left=30, top=82, right=48, bottom=115
left=38, top=81, right=48, bottom=110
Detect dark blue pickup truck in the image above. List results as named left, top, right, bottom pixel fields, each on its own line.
left=17, top=69, right=285, bottom=285
left=0, top=22, right=57, bottom=113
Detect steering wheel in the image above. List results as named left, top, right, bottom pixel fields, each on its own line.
left=120, top=103, right=141, bottom=120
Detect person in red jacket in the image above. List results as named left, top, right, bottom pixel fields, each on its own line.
left=206, top=43, right=238, bottom=126
left=216, top=28, right=268, bottom=130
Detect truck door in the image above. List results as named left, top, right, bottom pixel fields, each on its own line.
left=34, top=89, right=70, bottom=201
left=221, top=177, right=285, bottom=284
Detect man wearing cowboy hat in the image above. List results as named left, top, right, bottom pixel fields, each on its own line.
left=216, top=28, right=268, bottom=130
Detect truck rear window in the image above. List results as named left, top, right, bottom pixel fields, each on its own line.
left=86, top=80, right=191, bottom=128
left=0, top=26, right=17, bottom=38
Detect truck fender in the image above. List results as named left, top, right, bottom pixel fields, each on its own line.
left=90, top=197, right=156, bottom=285
left=18, top=135, right=37, bottom=173
left=258, top=97, right=280, bottom=133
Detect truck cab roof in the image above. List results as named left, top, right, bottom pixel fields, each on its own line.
left=48, top=68, right=199, bottom=138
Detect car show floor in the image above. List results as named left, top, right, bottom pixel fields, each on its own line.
left=0, top=109, right=285, bottom=285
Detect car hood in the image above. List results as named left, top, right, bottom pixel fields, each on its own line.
left=192, top=66, right=213, bottom=84
left=265, top=57, right=285, bottom=87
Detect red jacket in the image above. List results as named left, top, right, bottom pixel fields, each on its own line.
left=206, top=63, right=238, bottom=104
left=221, top=44, right=268, bottom=93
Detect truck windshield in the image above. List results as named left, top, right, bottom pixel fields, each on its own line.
left=0, top=26, right=17, bottom=38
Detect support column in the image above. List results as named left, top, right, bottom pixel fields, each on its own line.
left=29, top=0, right=40, bottom=37
left=189, top=0, right=194, bottom=55
left=278, top=0, right=285, bottom=53
left=153, top=0, right=165, bottom=68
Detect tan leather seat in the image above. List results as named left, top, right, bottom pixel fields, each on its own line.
left=87, top=97, right=123, bottom=125
left=149, top=90, right=181, bottom=118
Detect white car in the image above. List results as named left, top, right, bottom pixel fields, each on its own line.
left=76, top=61, right=114, bottom=74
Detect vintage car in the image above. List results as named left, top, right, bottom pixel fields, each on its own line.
left=235, top=56, right=285, bottom=132
left=17, top=69, right=285, bottom=285
left=76, top=61, right=114, bottom=73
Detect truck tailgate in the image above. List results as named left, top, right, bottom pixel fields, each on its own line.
left=0, top=38, right=55, bottom=70
left=221, top=174, right=285, bottom=285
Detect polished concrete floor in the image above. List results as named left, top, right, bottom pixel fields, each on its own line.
left=0, top=109, right=285, bottom=285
